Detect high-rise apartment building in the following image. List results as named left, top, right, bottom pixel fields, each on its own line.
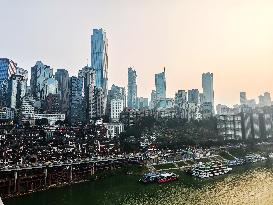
left=175, top=90, right=187, bottom=107
left=149, top=90, right=157, bottom=109
left=30, top=61, right=53, bottom=99
left=0, top=58, right=16, bottom=106
left=188, top=89, right=199, bottom=104
left=202, top=72, right=214, bottom=113
left=127, top=67, right=137, bottom=109
left=69, top=76, right=84, bottom=124
left=240, top=92, right=247, bottom=105
left=79, top=66, right=96, bottom=121
left=110, top=99, right=124, bottom=122
left=155, top=68, right=166, bottom=100
left=8, top=67, right=28, bottom=109
left=108, top=84, right=126, bottom=116
left=42, top=78, right=58, bottom=99
left=55, top=69, right=69, bottom=114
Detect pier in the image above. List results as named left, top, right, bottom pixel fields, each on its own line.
left=0, top=156, right=142, bottom=199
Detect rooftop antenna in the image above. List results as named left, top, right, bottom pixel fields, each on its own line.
left=86, top=58, right=88, bottom=67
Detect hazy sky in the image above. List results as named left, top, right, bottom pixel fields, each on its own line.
left=1, top=0, right=273, bottom=106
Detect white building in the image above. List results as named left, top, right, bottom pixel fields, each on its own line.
left=104, top=123, right=124, bottom=139
left=0, top=107, right=14, bottom=120
left=20, top=97, right=35, bottom=124
left=110, top=99, right=124, bottom=122
left=34, top=113, right=65, bottom=125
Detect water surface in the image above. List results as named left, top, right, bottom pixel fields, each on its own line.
left=5, top=162, right=273, bottom=205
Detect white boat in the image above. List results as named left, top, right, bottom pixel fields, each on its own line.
left=0, top=197, right=4, bottom=205
left=191, top=161, right=232, bottom=178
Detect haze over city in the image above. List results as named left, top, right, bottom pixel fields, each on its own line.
left=1, top=0, right=273, bottom=105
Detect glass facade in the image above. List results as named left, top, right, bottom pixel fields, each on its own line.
left=127, top=67, right=137, bottom=109
left=155, top=68, right=166, bottom=100
left=0, top=58, right=16, bottom=106
left=91, top=28, right=108, bottom=92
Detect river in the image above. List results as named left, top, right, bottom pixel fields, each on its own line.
left=4, top=161, right=273, bottom=205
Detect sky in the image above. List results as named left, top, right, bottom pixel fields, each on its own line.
left=1, top=0, right=273, bottom=106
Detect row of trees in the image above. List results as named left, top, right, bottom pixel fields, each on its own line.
left=119, top=117, right=222, bottom=152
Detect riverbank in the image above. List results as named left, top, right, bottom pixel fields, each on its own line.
left=4, top=160, right=273, bottom=205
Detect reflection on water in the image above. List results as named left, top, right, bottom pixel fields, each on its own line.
left=5, top=163, right=273, bottom=205
left=121, top=169, right=273, bottom=205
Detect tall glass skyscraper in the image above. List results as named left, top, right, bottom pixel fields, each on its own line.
left=8, top=67, right=28, bottom=109
left=0, top=58, right=16, bottom=106
left=155, top=68, right=166, bottom=100
left=30, top=61, right=53, bottom=99
left=188, top=89, right=199, bottom=104
left=55, top=69, right=70, bottom=114
left=91, top=28, right=108, bottom=92
left=69, top=76, right=84, bottom=124
left=127, top=67, right=137, bottom=109
left=202, top=72, right=214, bottom=113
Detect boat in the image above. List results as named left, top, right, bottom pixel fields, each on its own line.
left=191, top=162, right=232, bottom=179
left=269, top=153, right=273, bottom=159
left=139, top=172, right=179, bottom=184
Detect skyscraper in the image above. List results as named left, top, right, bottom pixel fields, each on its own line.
left=69, top=76, right=84, bottom=124
left=0, top=58, right=16, bottom=106
left=79, top=66, right=96, bottom=121
left=8, top=67, right=28, bottom=109
left=91, top=28, right=108, bottom=92
left=149, top=90, right=157, bottom=109
left=155, top=68, right=166, bottom=100
left=240, top=92, right=247, bottom=105
left=127, top=67, right=137, bottom=109
left=30, top=61, right=53, bottom=99
left=202, top=72, right=214, bottom=112
left=55, top=69, right=69, bottom=114
left=188, top=89, right=199, bottom=104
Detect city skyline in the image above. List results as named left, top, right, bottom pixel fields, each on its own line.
left=1, top=0, right=273, bottom=106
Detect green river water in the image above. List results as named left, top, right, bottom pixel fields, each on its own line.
left=4, top=161, right=273, bottom=205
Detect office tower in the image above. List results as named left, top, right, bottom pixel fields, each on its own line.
left=0, top=58, right=16, bottom=106
left=188, top=89, right=199, bottom=104
left=91, top=28, right=108, bottom=91
left=69, top=76, right=84, bottom=125
left=202, top=72, right=214, bottom=113
left=79, top=66, right=96, bottom=121
left=30, top=61, right=53, bottom=99
left=110, top=99, right=124, bottom=122
left=55, top=69, right=69, bottom=114
left=240, top=92, right=247, bottom=105
left=127, top=67, right=137, bottom=109
left=8, top=67, right=28, bottom=109
left=91, top=29, right=108, bottom=116
left=155, top=67, right=166, bottom=100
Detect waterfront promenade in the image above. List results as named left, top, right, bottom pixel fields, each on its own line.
left=0, top=155, right=143, bottom=199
